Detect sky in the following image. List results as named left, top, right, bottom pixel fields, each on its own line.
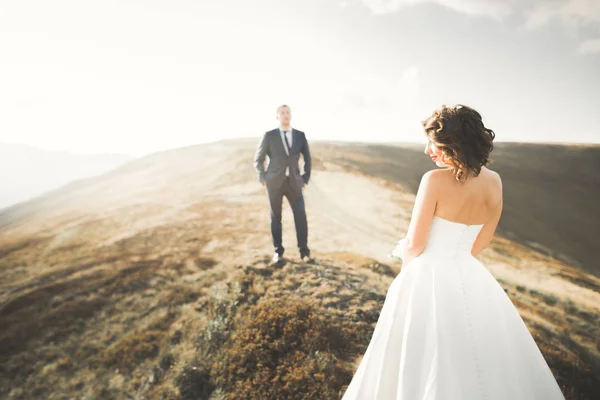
left=1, top=0, right=599, bottom=157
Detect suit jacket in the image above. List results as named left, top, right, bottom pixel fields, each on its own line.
left=253, top=128, right=312, bottom=193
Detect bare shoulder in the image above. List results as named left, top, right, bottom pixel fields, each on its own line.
left=422, top=168, right=455, bottom=186
left=419, top=169, right=450, bottom=195
left=423, top=168, right=448, bottom=180
left=421, top=169, right=442, bottom=184
left=481, top=166, right=502, bottom=188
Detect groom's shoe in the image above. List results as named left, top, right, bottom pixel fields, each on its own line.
left=300, top=254, right=314, bottom=264
left=272, top=252, right=283, bottom=263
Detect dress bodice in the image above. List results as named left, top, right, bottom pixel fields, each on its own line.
left=422, top=215, right=484, bottom=255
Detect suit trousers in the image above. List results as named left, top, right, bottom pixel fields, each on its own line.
left=265, top=176, right=309, bottom=257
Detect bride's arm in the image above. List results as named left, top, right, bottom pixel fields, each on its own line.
left=399, top=170, right=438, bottom=260
left=471, top=174, right=503, bottom=256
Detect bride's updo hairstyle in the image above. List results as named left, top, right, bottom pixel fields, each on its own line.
left=422, top=104, right=495, bottom=182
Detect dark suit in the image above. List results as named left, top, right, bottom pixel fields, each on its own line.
left=254, top=128, right=312, bottom=257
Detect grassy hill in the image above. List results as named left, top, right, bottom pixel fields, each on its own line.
left=0, top=139, right=598, bottom=399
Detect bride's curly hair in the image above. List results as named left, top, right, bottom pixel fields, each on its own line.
left=422, top=104, right=495, bottom=182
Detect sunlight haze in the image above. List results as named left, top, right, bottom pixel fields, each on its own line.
left=1, top=0, right=599, bottom=157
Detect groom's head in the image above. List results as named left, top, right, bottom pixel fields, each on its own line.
left=276, top=105, right=291, bottom=126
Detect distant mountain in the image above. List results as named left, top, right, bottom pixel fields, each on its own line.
left=0, top=142, right=133, bottom=210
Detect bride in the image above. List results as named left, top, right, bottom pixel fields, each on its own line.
left=341, top=105, right=565, bottom=399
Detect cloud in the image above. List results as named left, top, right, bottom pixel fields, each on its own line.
left=357, top=0, right=513, bottom=19
left=578, top=37, right=600, bottom=54
left=358, top=0, right=600, bottom=25
left=524, top=0, right=600, bottom=29
left=356, top=0, right=600, bottom=53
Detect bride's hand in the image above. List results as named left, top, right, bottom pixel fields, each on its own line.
left=390, top=238, right=407, bottom=260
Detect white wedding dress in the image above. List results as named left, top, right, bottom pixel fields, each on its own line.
left=342, top=215, right=565, bottom=400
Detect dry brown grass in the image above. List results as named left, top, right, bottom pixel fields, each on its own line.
left=1, top=237, right=599, bottom=399
left=0, top=214, right=223, bottom=398
left=103, top=329, right=167, bottom=370
left=150, top=255, right=389, bottom=400
left=498, top=278, right=600, bottom=399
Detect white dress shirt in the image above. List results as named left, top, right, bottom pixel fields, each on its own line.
left=278, top=127, right=293, bottom=155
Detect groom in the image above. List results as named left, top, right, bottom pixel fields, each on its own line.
left=254, top=104, right=313, bottom=263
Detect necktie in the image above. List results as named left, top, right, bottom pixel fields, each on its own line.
left=283, top=131, right=291, bottom=154
left=283, top=131, right=291, bottom=176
